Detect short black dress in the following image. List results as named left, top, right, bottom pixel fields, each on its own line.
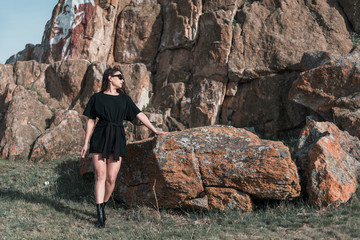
left=83, top=92, right=141, bottom=161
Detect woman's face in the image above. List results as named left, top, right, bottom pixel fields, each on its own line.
left=109, top=71, right=124, bottom=89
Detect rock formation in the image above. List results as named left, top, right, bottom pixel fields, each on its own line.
left=5, top=0, right=357, bottom=135
left=289, top=53, right=360, bottom=138
left=113, top=126, right=300, bottom=210
left=1, top=0, right=360, bottom=209
left=0, top=85, right=53, bottom=160
left=30, top=110, right=85, bottom=162
left=296, top=120, right=360, bottom=207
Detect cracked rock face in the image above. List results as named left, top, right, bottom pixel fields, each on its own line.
left=114, top=125, right=300, bottom=210
left=289, top=53, right=360, bottom=138
left=29, top=110, right=85, bottom=162
left=338, top=0, right=360, bottom=33
left=296, top=120, right=360, bottom=208
left=0, top=85, right=53, bottom=160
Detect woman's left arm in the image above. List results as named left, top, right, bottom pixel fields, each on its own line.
left=136, top=112, right=169, bottom=135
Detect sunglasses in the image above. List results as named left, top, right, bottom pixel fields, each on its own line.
left=112, top=74, right=124, bottom=80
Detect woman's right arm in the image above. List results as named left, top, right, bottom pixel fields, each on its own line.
left=81, top=118, right=96, bottom=158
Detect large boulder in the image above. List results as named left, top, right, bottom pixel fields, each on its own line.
left=11, top=61, right=63, bottom=110
left=222, top=72, right=308, bottom=137
left=114, top=126, right=300, bottom=210
left=52, top=59, right=91, bottom=108
left=0, top=85, right=53, bottom=160
left=30, top=110, right=84, bottom=162
left=296, top=120, right=360, bottom=207
left=289, top=53, right=360, bottom=138
left=228, top=0, right=352, bottom=82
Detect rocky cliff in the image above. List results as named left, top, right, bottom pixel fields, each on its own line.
left=5, top=0, right=360, bottom=135
left=1, top=0, right=360, bottom=209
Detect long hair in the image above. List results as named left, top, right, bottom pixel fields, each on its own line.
left=100, top=67, right=127, bottom=95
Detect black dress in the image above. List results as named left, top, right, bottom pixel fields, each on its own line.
left=83, top=92, right=141, bottom=161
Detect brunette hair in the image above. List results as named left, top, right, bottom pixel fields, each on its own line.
left=100, top=67, right=127, bottom=95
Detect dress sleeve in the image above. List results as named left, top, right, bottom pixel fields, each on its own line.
left=125, top=96, right=141, bottom=121
left=83, top=94, right=97, bottom=119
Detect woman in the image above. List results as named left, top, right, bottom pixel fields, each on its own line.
left=81, top=67, right=167, bottom=228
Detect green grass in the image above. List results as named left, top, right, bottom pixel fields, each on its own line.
left=1, top=158, right=360, bottom=239
left=350, top=32, right=360, bottom=48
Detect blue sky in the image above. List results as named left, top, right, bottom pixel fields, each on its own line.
left=0, top=0, right=57, bottom=64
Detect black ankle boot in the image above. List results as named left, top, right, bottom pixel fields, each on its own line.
left=95, top=203, right=105, bottom=228
left=102, top=201, right=107, bottom=222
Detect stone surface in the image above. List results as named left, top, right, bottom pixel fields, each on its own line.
left=153, top=49, right=193, bottom=89
left=0, top=64, right=15, bottom=96
left=115, top=63, right=152, bottom=111
left=71, top=62, right=107, bottom=114
left=10, top=61, right=64, bottom=110
left=228, top=0, right=352, bottom=82
left=289, top=53, right=360, bottom=138
left=114, top=0, right=162, bottom=65
left=0, top=85, right=53, bottom=160
left=0, top=84, right=17, bottom=127
left=296, top=120, right=360, bottom=207
left=295, top=51, right=341, bottom=72
left=114, top=126, right=300, bottom=210
left=193, top=9, right=235, bottom=79
left=30, top=110, right=85, bottom=162
left=6, top=44, right=43, bottom=64
left=206, top=187, right=252, bottom=211
left=339, top=0, right=360, bottom=33
left=41, top=0, right=120, bottom=63
left=13, top=60, right=48, bottom=90
left=159, top=0, right=202, bottom=51
left=132, top=112, right=164, bottom=140
left=152, top=82, right=186, bottom=119
left=223, top=72, right=308, bottom=137
left=52, top=59, right=91, bottom=107
left=189, top=79, right=226, bottom=127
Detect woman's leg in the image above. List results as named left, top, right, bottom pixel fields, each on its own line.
left=93, top=153, right=107, bottom=204
left=104, top=154, right=122, bottom=202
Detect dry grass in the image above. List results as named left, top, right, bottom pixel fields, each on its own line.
left=1, top=158, right=359, bottom=240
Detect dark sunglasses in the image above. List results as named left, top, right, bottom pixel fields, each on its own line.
left=112, top=74, right=124, bottom=80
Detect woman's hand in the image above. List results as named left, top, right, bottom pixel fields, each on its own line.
left=154, top=129, right=170, bottom=135
left=81, top=144, right=88, bottom=159
left=136, top=113, right=170, bottom=135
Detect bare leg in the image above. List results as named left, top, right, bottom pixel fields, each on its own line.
left=93, top=153, right=107, bottom=204
left=104, top=154, right=122, bottom=202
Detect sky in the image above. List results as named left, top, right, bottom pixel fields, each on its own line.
left=0, top=0, right=57, bottom=64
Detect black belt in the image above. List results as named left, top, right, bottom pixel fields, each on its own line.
left=97, top=120, right=125, bottom=161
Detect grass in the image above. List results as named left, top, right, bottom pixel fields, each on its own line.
left=350, top=32, right=360, bottom=48
left=1, top=158, right=360, bottom=240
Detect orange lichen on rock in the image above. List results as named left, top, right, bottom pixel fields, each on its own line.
left=296, top=120, right=360, bottom=207
left=289, top=53, right=360, bottom=138
left=206, top=187, right=253, bottom=211
left=114, top=125, right=301, bottom=210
